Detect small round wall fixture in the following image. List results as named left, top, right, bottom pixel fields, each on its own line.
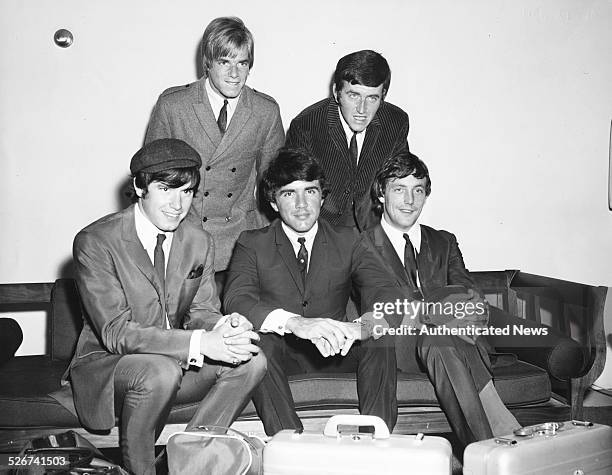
left=54, top=29, right=73, bottom=48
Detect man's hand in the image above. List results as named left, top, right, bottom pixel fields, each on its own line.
left=200, top=318, right=260, bottom=365
left=286, top=317, right=354, bottom=356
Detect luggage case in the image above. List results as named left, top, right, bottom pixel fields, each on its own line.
left=263, top=414, right=452, bottom=474
left=463, top=420, right=612, bottom=475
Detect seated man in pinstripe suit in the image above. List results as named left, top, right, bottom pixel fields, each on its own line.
left=285, top=50, right=410, bottom=231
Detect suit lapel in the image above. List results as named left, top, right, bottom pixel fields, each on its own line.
left=327, top=100, right=355, bottom=172
left=165, top=224, right=187, bottom=327
left=211, top=86, right=253, bottom=163
left=372, top=224, right=412, bottom=288
left=193, top=79, right=222, bottom=150
left=358, top=113, right=381, bottom=173
left=121, top=206, right=166, bottom=313
left=305, top=223, right=327, bottom=293
left=274, top=222, right=305, bottom=294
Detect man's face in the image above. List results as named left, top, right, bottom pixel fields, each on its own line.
left=136, top=180, right=194, bottom=232
left=207, top=46, right=250, bottom=99
left=380, top=174, right=428, bottom=232
left=271, top=180, right=323, bottom=234
left=333, top=80, right=385, bottom=133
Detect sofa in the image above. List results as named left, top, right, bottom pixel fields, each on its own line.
left=0, top=270, right=607, bottom=451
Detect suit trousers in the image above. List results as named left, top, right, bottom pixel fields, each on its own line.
left=417, top=334, right=494, bottom=446
left=252, top=333, right=397, bottom=435
left=113, top=352, right=266, bottom=475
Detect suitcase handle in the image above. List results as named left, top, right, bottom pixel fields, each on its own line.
left=323, top=415, right=390, bottom=439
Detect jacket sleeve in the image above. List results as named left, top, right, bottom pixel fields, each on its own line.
left=445, top=232, right=482, bottom=294
left=223, top=233, right=278, bottom=329
left=144, top=95, right=171, bottom=143
left=73, top=230, right=193, bottom=363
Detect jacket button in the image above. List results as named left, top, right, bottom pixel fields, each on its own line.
left=203, top=191, right=209, bottom=197
left=344, top=189, right=350, bottom=194
left=205, top=166, right=211, bottom=171
left=225, top=216, right=231, bottom=222
left=227, top=193, right=233, bottom=198
left=231, top=167, right=236, bottom=172
left=302, top=301, right=308, bottom=307
left=203, top=217, right=207, bottom=222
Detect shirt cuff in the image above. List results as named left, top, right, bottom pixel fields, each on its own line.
left=188, top=329, right=205, bottom=367
left=212, top=315, right=230, bottom=331
left=260, top=309, right=299, bottom=335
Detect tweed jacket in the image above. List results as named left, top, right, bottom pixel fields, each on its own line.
left=67, top=204, right=222, bottom=430
left=285, top=97, right=409, bottom=230
left=146, top=78, right=285, bottom=270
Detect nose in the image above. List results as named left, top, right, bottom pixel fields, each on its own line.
left=169, top=191, right=182, bottom=210
left=295, top=191, right=307, bottom=209
left=356, top=97, right=366, bottom=114
left=229, top=63, right=239, bottom=78
left=403, top=190, right=414, bottom=205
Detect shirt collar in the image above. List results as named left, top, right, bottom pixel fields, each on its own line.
left=134, top=202, right=174, bottom=254
left=281, top=221, right=318, bottom=248
left=381, top=215, right=421, bottom=256
left=338, top=107, right=366, bottom=141
left=205, top=78, right=240, bottom=117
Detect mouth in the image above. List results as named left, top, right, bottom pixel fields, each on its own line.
left=163, top=211, right=182, bottom=220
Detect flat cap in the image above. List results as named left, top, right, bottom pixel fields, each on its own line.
left=130, top=139, right=202, bottom=174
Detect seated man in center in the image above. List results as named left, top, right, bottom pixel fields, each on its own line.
left=223, top=148, right=400, bottom=435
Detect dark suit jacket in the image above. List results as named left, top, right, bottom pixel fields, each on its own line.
left=146, top=78, right=285, bottom=270
left=363, top=222, right=488, bottom=372
left=68, top=204, right=222, bottom=430
left=223, top=219, right=402, bottom=329
left=363, top=223, right=478, bottom=298
left=285, top=98, right=409, bottom=229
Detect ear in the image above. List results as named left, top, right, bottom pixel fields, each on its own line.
left=134, top=178, right=144, bottom=199
left=270, top=202, right=279, bottom=213
left=332, top=83, right=339, bottom=102
left=378, top=195, right=385, bottom=204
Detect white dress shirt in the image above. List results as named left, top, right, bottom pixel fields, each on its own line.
left=205, top=78, right=240, bottom=127
left=259, top=222, right=319, bottom=335
left=380, top=216, right=422, bottom=287
left=134, top=203, right=204, bottom=367
left=338, top=109, right=365, bottom=163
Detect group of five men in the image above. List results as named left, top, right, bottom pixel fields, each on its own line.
left=54, top=16, right=519, bottom=474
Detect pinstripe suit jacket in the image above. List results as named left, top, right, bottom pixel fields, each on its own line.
left=285, top=97, right=409, bottom=230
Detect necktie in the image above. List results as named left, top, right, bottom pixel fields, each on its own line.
left=403, top=233, right=418, bottom=288
left=297, top=237, right=308, bottom=283
left=154, top=233, right=166, bottom=289
left=349, top=132, right=358, bottom=164
left=217, top=99, right=228, bottom=134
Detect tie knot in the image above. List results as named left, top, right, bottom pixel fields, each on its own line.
left=403, top=233, right=410, bottom=243
left=222, top=99, right=228, bottom=107
left=297, top=237, right=306, bottom=245
left=156, top=233, right=166, bottom=246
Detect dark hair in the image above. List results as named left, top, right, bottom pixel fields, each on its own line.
left=262, top=148, right=328, bottom=204
left=333, top=50, right=391, bottom=96
left=201, top=17, right=254, bottom=70
left=133, top=167, right=201, bottom=200
left=371, top=151, right=431, bottom=214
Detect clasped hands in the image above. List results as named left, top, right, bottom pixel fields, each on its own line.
left=200, top=312, right=260, bottom=365
left=286, top=316, right=366, bottom=357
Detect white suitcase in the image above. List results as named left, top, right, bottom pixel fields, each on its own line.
left=463, top=420, right=612, bottom=475
left=263, top=414, right=452, bottom=474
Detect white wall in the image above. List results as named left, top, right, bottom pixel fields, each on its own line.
left=1, top=0, right=611, bottom=354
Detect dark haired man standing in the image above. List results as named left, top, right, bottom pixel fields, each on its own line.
left=63, top=139, right=265, bottom=474
left=224, top=148, right=400, bottom=436
left=285, top=50, right=409, bottom=230
left=146, top=16, right=285, bottom=271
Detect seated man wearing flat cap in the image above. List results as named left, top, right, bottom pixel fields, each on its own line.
left=57, top=139, right=266, bottom=474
